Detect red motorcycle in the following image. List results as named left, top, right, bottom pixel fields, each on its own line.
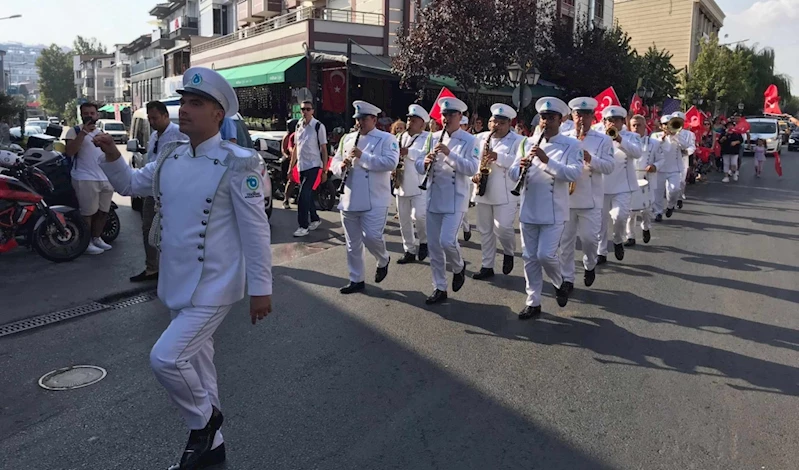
left=0, top=150, right=90, bottom=262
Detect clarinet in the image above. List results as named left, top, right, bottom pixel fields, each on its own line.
left=511, top=130, right=546, bottom=197
left=418, top=130, right=444, bottom=191
left=337, top=132, right=361, bottom=195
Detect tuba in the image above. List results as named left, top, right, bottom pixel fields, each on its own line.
left=476, top=130, right=497, bottom=197
left=393, top=131, right=405, bottom=190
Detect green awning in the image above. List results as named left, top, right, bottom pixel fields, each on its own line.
left=99, top=104, right=130, bottom=112
left=428, top=75, right=563, bottom=98
left=218, top=55, right=305, bottom=88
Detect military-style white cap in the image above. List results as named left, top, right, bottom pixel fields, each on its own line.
left=671, top=111, right=686, bottom=120
left=535, top=97, right=570, bottom=116
left=438, top=97, right=468, bottom=114
left=602, top=105, right=627, bottom=119
left=407, top=104, right=430, bottom=122
left=490, top=103, right=516, bottom=120
left=353, top=100, right=381, bottom=119
left=568, top=97, right=598, bottom=112
left=178, top=67, right=239, bottom=118
left=460, top=116, right=469, bottom=125
left=660, top=114, right=672, bottom=124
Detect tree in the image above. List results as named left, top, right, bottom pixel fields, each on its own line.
left=638, top=46, right=679, bottom=104
left=735, top=44, right=791, bottom=114
left=62, top=98, right=81, bottom=126
left=0, top=93, right=25, bottom=122
left=781, top=96, right=799, bottom=117
left=36, top=44, right=76, bottom=117
left=684, top=34, right=750, bottom=113
left=18, top=84, right=29, bottom=98
left=73, top=36, right=107, bottom=55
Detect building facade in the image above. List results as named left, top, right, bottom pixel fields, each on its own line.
left=0, top=42, right=46, bottom=95
left=122, top=34, right=165, bottom=110
left=613, top=0, right=724, bottom=72
left=112, top=45, right=132, bottom=102
left=73, top=54, right=116, bottom=103
left=556, top=0, right=615, bottom=33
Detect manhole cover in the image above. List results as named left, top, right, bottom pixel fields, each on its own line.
left=38, top=365, right=107, bottom=391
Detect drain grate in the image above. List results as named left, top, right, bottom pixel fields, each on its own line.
left=39, top=365, right=107, bottom=391
left=0, top=290, right=157, bottom=338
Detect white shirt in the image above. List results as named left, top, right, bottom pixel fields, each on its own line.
left=65, top=125, right=108, bottom=181
left=331, top=128, right=399, bottom=212
left=147, top=122, right=186, bottom=164
left=396, top=130, right=429, bottom=198
left=412, top=128, right=478, bottom=214
left=472, top=130, right=525, bottom=205
left=562, top=128, right=615, bottom=210
left=295, top=117, right=328, bottom=171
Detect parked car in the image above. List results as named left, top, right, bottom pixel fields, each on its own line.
left=97, top=119, right=128, bottom=144
left=742, top=116, right=782, bottom=154
left=778, top=120, right=790, bottom=144
left=788, top=130, right=799, bottom=151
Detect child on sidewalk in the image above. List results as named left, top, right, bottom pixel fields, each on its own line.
left=753, top=138, right=766, bottom=177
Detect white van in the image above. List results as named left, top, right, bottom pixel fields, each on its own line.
left=97, top=119, right=128, bottom=144
left=742, top=116, right=782, bottom=154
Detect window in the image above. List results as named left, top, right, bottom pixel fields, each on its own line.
left=75, top=71, right=82, bottom=79
left=103, top=122, right=126, bottom=131
left=104, top=78, right=114, bottom=87
left=749, top=122, right=777, bottom=134
left=594, top=0, right=604, bottom=18
left=86, top=78, right=95, bottom=88
left=96, top=60, right=103, bottom=68
left=213, top=6, right=229, bottom=35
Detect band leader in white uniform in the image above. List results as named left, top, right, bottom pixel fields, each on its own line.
left=510, top=97, right=583, bottom=319
left=394, top=104, right=430, bottom=264
left=672, top=111, right=696, bottom=207
left=415, top=97, right=478, bottom=305
left=650, top=114, right=685, bottom=220
left=331, top=101, right=399, bottom=294
left=471, top=103, right=524, bottom=280
left=625, top=114, right=664, bottom=245
left=93, top=67, right=273, bottom=470
left=596, top=105, right=642, bottom=264
left=559, top=97, right=615, bottom=291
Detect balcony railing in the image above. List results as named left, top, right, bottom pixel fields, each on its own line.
left=169, top=16, right=199, bottom=39
left=131, top=56, right=164, bottom=75
left=561, top=3, right=575, bottom=17
left=193, top=6, right=385, bottom=55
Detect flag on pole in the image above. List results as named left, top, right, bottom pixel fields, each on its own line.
left=594, top=87, right=621, bottom=123
left=732, top=117, right=750, bottom=134
left=661, top=98, right=682, bottom=117
left=428, top=87, right=457, bottom=126
left=775, top=151, right=783, bottom=176
left=630, top=94, right=644, bottom=116
left=764, top=84, right=782, bottom=115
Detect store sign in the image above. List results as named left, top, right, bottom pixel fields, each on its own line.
left=230, top=72, right=285, bottom=87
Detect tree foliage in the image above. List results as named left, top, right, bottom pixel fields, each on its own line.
left=684, top=34, right=750, bottom=112
left=73, top=36, right=107, bottom=55
left=0, top=93, right=25, bottom=121
left=735, top=44, right=791, bottom=114
left=638, top=46, right=679, bottom=104
left=36, top=44, right=76, bottom=117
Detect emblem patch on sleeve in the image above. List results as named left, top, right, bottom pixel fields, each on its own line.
left=242, top=173, right=264, bottom=205
left=391, top=141, right=398, bottom=150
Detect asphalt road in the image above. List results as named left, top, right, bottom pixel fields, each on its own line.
left=0, top=150, right=797, bottom=469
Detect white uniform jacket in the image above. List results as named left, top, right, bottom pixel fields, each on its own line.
left=331, top=128, right=399, bottom=212
left=100, top=134, right=273, bottom=311
left=562, top=128, right=615, bottom=210
left=509, top=134, right=583, bottom=225
left=602, top=129, right=642, bottom=194
left=649, top=132, right=684, bottom=174
left=677, top=129, right=697, bottom=156
left=395, top=130, right=429, bottom=197
left=472, top=130, right=525, bottom=206
left=634, top=135, right=666, bottom=190
left=413, top=128, right=478, bottom=214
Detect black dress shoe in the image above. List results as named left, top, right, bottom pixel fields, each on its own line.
left=502, top=254, right=514, bottom=275
left=375, top=259, right=389, bottom=283
left=665, top=208, right=674, bottom=218
left=425, top=289, right=448, bottom=305
left=584, top=269, right=596, bottom=287
left=472, top=267, right=494, bottom=280
left=597, top=255, right=607, bottom=265
left=518, top=305, right=542, bottom=320
left=452, top=263, right=466, bottom=292
left=614, top=243, right=625, bottom=261
left=418, top=243, right=428, bottom=261
left=130, top=270, right=158, bottom=282
left=563, top=281, right=574, bottom=294
left=397, top=252, right=415, bottom=265
left=643, top=230, right=651, bottom=244
left=340, top=281, right=365, bottom=294
left=172, top=407, right=224, bottom=470
left=677, top=199, right=683, bottom=209
left=463, top=229, right=472, bottom=242
left=554, top=284, right=569, bottom=307
left=169, top=444, right=226, bottom=470
left=624, top=238, right=636, bottom=247
left=655, top=214, right=663, bottom=222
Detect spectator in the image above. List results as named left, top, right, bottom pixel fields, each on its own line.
left=64, top=102, right=115, bottom=255
left=221, top=116, right=238, bottom=144
left=390, top=119, right=406, bottom=135
left=718, top=120, right=743, bottom=183
left=471, top=116, right=485, bottom=134
left=282, top=119, right=298, bottom=209
left=292, top=100, right=328, bottom=237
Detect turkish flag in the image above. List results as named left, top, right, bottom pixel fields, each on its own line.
left=428, top=87, right=456, bottom=126
left=322, top=69, right=347, bottom=113
left=764, top=84, right=782, bottom=115
left=684, top=106, right=703, bottom=130
left=594, top=87, right=621, bottom=123
left=775, top=151, right=783, bottom=176
left=630, top=94, right=644, bottom=116
left=733, top=117, right=750, bottom=134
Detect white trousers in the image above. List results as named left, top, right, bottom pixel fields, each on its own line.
left=722, top=154, right=739, bottom=174
left=341, top=208, right=390, bottom=283
left=521, top=223, right=565, bottom=307
left=598, top=192, right=632, bottom=255
left=625, top=209, right=653, bottom=239
left=150, top=305, right=231, bottom=449
left=560, top=207, right=601, bottom=282
left=396, top=194, right=427, bottom=254
left=476, top=202, right=517, bottom=269
left=654, top=172, right=681, bottom=215
left=680, top=154, right=689, bottom=194
left=427, top=211, right=466, bottom=291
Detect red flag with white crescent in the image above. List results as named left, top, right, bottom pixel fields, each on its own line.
left=764, top=84, right=782, bottom=115
left=630, top=94, right=644, bottom=116
left=594, top=87, right=621, bottom=123
left=322, top=69, right=347, bottom=113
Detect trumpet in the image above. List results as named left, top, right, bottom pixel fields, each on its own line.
left=419, top=131, right=443, bottom=191
left=667, top=117, right=684, bottom=134
left=511, top=126, right=546, bottom=197
left=605, top=125, right=619, bottom=140
left=393, top=131, right=405, bottom=190
left=337, top=131, right=361, bottom=195
left=476, top=130, right=496, bottom=197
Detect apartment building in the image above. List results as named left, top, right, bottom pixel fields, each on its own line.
left=0, top=42, right=45, bottom=95
left=613, top=0, right=724, bottom=72
left=150, top=0, right=202, bottom=97
left=556, top=0, right=615, bottom=33
left=73, top=54, right=116, bottom=103
left=112, top=45, right=132, bottom=102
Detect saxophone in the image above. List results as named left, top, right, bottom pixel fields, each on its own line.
left=476, top=130, right=496, bottom=197
left=393, top=131, right=405, bottom=190
left=570, top=120, right=586, bottom=195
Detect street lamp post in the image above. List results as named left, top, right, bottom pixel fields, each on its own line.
left=507, top=63, right=540, bottom=114
left=0, top=14, right=22, bottom=20
left=738, top=102, right=745, bottom=115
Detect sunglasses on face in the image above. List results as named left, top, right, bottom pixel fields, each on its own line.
left=301, top=108, right=313, bottom=112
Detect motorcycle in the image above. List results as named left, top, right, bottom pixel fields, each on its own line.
left=0, top=150, right=90, bottom=262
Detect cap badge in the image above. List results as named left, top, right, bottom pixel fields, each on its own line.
left=544, top=101, right=551, bottom=108
left=498, top=107, right=503, bottom=114
left=191, top=73, right=202, bottom=86
left=581, top=101, right=587, bottom=107
left=443, top=100, right=449, bottom=108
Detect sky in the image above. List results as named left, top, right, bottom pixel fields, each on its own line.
left=1, top=0, right=797, bottom=90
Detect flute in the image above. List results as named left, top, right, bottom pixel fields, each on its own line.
left=511, top=128, right=546, bottom=197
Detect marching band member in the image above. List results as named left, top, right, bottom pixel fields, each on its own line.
left=415, top=97, right=478, bottom=305
left=672, top=111, right=696, bottom=208
left=559, top=97, right=615, bottom=291
left=596, top=106, right=642, bottom=264
left=625, top=114, right=664, bottom=245
left=509, top=97, right=583, bottom=319
left=394, top=104, right=430, bottom=264
left=471, top=103, right=524, bottom=280
left=331, top=101, right=399, bottom=294
left=650, top=114, right=685, bottom=220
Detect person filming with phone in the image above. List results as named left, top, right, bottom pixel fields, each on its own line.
left=64, top=102, right=115, bottom=255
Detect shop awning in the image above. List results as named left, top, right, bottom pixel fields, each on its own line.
left=99, top=104, right=130, bottom=112
left=428, top=76, right=563, bottom=98
left=218, top=55, right=305, bottom=88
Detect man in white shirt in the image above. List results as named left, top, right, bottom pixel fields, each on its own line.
left=291, top=100, right=329, bottom=237
left=394, top=104, right=430, bottom=264
left=64, top=102, right=115, bottom=255
left=130, top=100, right=187, bottom=283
